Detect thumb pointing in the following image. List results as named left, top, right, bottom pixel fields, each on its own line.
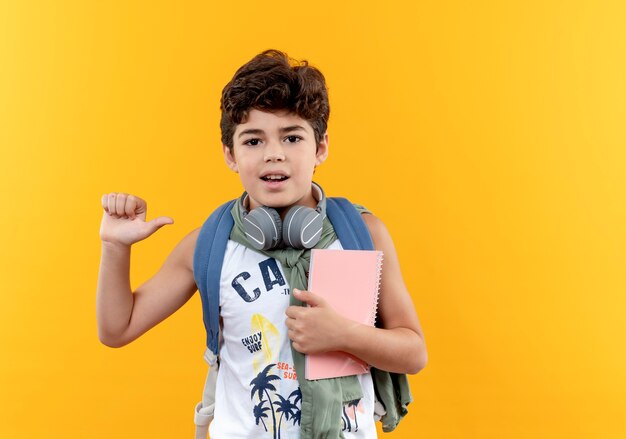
left=147, top=216, right=174, bottom=232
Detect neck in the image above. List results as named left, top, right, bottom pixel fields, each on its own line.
left=275, top=206, right=291, bottom=221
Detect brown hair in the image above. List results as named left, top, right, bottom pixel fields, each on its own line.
left=220, top=49, right=330, bottom=150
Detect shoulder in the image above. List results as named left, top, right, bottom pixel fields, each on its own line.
left=360, top=212, right=383, bottom=232
left=360, top=213, right=393, bottom=248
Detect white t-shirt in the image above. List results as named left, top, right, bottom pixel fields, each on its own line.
left=209, top=239, right=377, bottom=438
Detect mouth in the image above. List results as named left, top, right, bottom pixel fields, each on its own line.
left=260, top=174, right=290, bottom=182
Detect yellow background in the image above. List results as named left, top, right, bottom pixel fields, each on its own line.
left=1, top=0, right=625, bottom=437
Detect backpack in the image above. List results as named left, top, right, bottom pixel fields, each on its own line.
left=191, top=197, right=375, bottom=438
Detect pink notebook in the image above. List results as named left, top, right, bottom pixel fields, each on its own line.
left=305, top=249, right=383, bottom=380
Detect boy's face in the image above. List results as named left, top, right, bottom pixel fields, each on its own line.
left=223, top=109, right=328, bottom=214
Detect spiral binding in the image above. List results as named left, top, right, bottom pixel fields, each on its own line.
left=368, top=251, right=384, bottom=327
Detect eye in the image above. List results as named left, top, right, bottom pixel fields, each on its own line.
left=285, top=135, right=302, bottom=143
left=243, top=138, right=261, bottom=146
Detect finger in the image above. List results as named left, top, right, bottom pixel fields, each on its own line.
left=107, top=193, right=120, bottom=218
left=115, top=193, right=128, bottom=218
left=101, top=194, right=109, bottom=212
left=285, top=306, right=302, bottom=319
left=287, top=329, right=296, bottom=341
left=285, top=316, right=297, bottom=330
left=293, top=289, right=324, bottom=307
left=134, top=196, right=147, bottom=217
left=292, top=341, right=304, bottom=353
left=124, top=195, right=136, bottom=219
left=125, top=194, right=146, bottom=220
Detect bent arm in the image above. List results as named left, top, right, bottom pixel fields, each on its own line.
left=96, top=228, right=200, bottom=347
left=340, top=214, right=428, bottom=374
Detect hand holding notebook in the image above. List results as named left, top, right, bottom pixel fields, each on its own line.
left=305, top=249, right=384, bottom=380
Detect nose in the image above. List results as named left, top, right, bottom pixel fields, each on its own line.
left=264, top=139, right=285, bottom=162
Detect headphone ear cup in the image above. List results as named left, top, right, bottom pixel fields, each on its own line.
left=243, top=206, right=283, bottom=250
left=282, top=206, right=324, bottom=249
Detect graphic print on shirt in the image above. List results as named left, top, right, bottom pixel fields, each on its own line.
left=249, top=314, right=280, bottom=372
left=231, top=258, right=290, bottom=303
left=250, top=363, right=302, bottom=439
left=342, top=398, right=363, bottom=433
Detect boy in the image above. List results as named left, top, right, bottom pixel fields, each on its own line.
left=97, top=49, right=427, bottom=438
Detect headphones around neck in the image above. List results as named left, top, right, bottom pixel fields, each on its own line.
left=238, top=182, right=327, bottom=251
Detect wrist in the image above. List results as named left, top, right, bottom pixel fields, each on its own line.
left=101, top=240, right=131, bottom=253
left=337, top=318, right=362, bottom=352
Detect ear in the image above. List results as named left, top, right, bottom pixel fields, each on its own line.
left=315, top=132, right=329, bottom=166
left=223, top=144, right=239, bottom=173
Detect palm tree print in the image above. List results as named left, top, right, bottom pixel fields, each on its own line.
left=249, top=364, right=302, bottom=438
left=289, top=388, right=301, bottom=406
left=274, top=394, right=298, bottom=438
left=291, top=409, right=301, bottom=427
left=253, top=399, right=270, bottom=432
left=250, top=364, right=281, bottom=438
left=288, top=388, right=302, bottom=427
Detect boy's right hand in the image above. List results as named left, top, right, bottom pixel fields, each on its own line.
left=100, top=193, right=174, bottom=246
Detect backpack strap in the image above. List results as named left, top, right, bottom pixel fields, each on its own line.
left=326, top=197, right=374, bottom=251
left=193, top=199, right=236, bottom=356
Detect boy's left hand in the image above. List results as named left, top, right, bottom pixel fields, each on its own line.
left=285, top=289, right=356, bottom=354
